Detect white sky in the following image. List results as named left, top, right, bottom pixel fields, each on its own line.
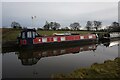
left=0, top=2, right=2, bottom=27
left=1, top=0, right=120, bottom=2
left=1, top=1, right=119, bottom=28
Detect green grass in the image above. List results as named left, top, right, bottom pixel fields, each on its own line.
left=52, top=57, right=120, bottom=78
left=37, top=30, right=91, bottom=36
left=2, top=28, right=21, bottom=42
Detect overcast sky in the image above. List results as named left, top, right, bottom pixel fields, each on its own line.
left=2, top=2, right=118, bottom=28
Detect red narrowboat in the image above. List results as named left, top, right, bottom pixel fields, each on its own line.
left=17, top=29, right=98, bottom=46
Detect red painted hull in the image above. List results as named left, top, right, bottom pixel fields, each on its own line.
left=32, top=34, right=97, bottom=45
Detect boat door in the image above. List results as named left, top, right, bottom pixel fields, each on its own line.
left=26, top=31, right=34, bottom=45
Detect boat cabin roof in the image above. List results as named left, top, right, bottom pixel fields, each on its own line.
left=21, top=29, right=36, bottom=33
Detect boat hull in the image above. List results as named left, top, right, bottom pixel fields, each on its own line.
left=2, top=39, right=97, bottom=54
left=22, top=39, right=97, bottom=49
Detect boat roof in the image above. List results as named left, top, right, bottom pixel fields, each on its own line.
left=21, top=29, right=36, bottom=32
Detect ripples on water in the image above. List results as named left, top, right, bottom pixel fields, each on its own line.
left=2, top=39, right=120, bottom=78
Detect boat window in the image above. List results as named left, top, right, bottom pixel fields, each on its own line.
left=32, top=32, right=36, bottom=38
left=53, top=37, right=57, bottom=41
left=18, top=33, right=21, bottom=37
left=35, top=33, right=39, bottom=37
left=22, top=32, right=25, bottom=39
left=42, top=38, right=47, bottom=42
left=81, top=36, right=84, bottom=39
left=89, top=35, right=93, bottom=39
left=27, top=31, right=32, bottom=38
left=61, top=37, right=65, bottom=41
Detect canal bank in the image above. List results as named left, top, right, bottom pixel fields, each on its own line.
left=52, top=57, right=120, bottom=79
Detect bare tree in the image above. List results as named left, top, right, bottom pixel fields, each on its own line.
left=93, top=21, right=102, bottom=31
left=52, top=22, right=60, bottom=30
left=43, top=21, right=61, bottom=30
left=111, top=22, right=119, bottom=27
left=86, top=21, right=93, bottom=31
left=49, top=22, right=60, bottom=30
left=70, top=22, right=81, bottom=30
left=11, top=21, right=22, bottom=29
left=109, top=22, right=120, bottom=32
left=64, top=27, right=70, bottom=30
left=43, top=21, right=50, bottom=30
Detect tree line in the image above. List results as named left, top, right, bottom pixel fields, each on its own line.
left=11, top=21, right=120, bottom=32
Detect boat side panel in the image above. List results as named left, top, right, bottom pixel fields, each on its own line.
left=32, top=34, right=97, bottom=45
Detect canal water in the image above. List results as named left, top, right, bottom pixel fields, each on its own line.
left=2, top=39, right=120, bottom=78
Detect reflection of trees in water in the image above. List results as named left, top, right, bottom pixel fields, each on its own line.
left=16, top=44, right=97, bottom=66
left=103, top=42, right=110, bottom=47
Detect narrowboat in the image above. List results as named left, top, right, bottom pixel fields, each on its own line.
left=109, top=32, right=120, bottom=38
left=101, top=32, right=120, bottom=40
left=17, top=29, right=98, bottom=47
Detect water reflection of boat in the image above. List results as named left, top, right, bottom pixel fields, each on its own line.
left=102, top=39, right=120, bottom=47
left=101, top=33, right=120, bottom=40
left=16, top=44, right=97, bottom=66
left=107, top=40, right=120, bottom=47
